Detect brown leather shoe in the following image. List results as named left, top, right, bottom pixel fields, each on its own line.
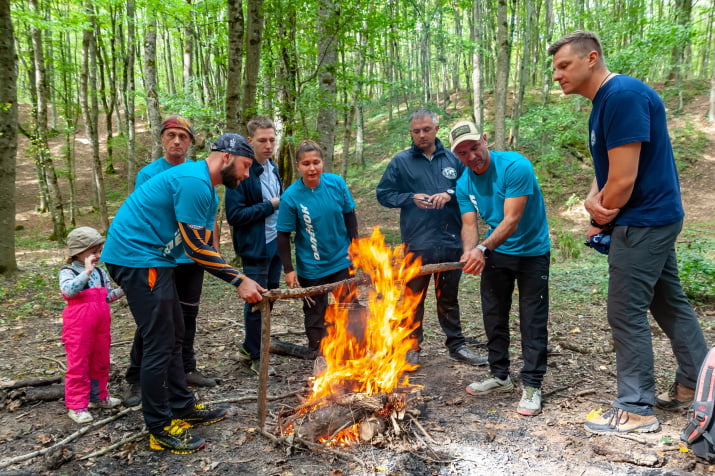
left=655, top=382, right=694, bottom=410
left=584, top=407, right=660, bottom=434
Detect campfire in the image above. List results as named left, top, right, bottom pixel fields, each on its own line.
left=280, top=228, right=426, bottom=446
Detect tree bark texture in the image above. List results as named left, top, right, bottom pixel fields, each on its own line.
left=143, top=18, right=162, bottom=161
left=239, top=0, right=266, bottom=136
left=125, top=0, right=137, bottom=193
left=493, top=0, right=509, bottom=150
left=225, top=0, right=244, bottom=131
left=0, top=0, right=18, bottom=273
left=316, top=0, right=338, bottom=172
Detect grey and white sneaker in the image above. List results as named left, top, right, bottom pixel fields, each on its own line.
left=466, top=375, right=514, bottom=395
left=517, top=386, right=542, bottom=416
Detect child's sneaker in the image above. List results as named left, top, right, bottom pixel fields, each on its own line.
left=517, top=386, right=542, bottom=416
left=89, top=396, right=122, bottom=409
left=149, top=420, right=205, bottom=454
left=68, top=408, right=93, bottom=424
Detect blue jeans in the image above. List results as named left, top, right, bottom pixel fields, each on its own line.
left=608, top=220, right=707, bottom=415
left=242, top=239, right=282, bottom=360
left=481, top=251, right=550, bottom=388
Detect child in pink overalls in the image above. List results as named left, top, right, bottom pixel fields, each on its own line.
left=60, top=227, right=125, bottom=424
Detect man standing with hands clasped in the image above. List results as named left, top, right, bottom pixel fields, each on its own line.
left=548, top=30, right=707, bottom=434
left=450, top=121, right=551, bottom=416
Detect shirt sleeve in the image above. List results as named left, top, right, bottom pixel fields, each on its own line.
left=59, top=267, right=89, bottom=298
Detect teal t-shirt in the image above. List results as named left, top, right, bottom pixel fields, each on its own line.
left=102, top=160, right=219, bottom=268
left=134, top=158, right=218, bottom=264
left=456, top=151, right=550, bottom=256
left=277, top=173, right=355, bottom=279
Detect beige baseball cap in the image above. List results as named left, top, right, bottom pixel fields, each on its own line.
left=449, top=121, right=482, bottom=151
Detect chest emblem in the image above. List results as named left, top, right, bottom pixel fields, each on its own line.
left=442, top=167, right=458, bottom=180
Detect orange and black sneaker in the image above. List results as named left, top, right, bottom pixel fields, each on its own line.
left=149, top=420, right=205, bottom=454
left=179, top=403, right=228, bottom=427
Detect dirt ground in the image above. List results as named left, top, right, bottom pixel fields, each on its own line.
left=2, top=100, right=715, bottom=475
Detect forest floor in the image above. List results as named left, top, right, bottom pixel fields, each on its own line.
left=2, top=97, right=715, bottom=475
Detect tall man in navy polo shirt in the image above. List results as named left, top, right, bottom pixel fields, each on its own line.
left=549, top=30, right=707, bottom=435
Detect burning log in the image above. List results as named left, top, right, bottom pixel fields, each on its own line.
left=283, top=391, right=412, bottom=444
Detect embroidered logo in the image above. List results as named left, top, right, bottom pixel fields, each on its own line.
left=442, top=167, right=458, bottom=180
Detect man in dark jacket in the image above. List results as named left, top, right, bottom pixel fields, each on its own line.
left=376, top=108, right=486, bottom=367
left=225, top=117, right=282, bottom=376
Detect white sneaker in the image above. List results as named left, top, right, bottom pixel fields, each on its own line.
left=88, top=396, right=122, bottom=409
left=68, top=408, right=93, bottom=424
left=466, top=375, right=514, bottom=395
left=517, top=386, right=542, bottom=416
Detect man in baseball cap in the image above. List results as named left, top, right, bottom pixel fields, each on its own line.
left=102, top=131, right=263, bottom=454
left=451, top=120, right=551, bottom=418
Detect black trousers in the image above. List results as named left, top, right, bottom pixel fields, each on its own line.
left=125, top=262, right=204, bottom=383
left=107, top=264, right=194, bottom=432
left=299, top=267, right=353, bottom=354
left=406, top=247, right=466, bottom=352
left=480, top=251, right=550, bottom=388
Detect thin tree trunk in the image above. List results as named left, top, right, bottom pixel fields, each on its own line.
left=316, top=0, right=338, bottom=172
left=126, top=0, right=138, bottom=193
left=183, top=1, right=193, bottom=95
left=0, top=0, right=18, bottom=273
left=81, top=3, right=109, bottom=232
left=493, top=0, right=509, bottom=150
left=225, top=0, right=244, bottom=131
left=471, top=0, right=483, bottom=129
left=511, top=0, right=533, bottom=147
left=143, top=18, right=162, bottom=160
left=709, top=44, right=715, bottom=122
left=239, top=0, right=266, bottom=136
left=30, top=0, right=66, bottom=242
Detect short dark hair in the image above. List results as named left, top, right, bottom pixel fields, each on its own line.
left=296, top=139, right=323, bottom=161
left=409, top=108, right=438, bottom=126
left=548, top=30, right=604, bottom=60
left=247, top=117, right=275, bottom=137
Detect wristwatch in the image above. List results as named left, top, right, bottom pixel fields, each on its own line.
left=446, top=189, right=455, bottom=197
left=476, top=244, right=491, bottom=257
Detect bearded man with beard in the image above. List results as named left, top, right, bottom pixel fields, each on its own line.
left=101, top=132, right=265, bottom=454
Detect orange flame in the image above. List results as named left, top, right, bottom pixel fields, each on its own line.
left=306, top=228, right=424, bottom=405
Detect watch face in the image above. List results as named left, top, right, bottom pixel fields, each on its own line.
left=447, top=189, right=455, bottom=195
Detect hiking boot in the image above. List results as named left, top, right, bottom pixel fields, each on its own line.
left=237, top=346, right=252, bottom=362
left=178, top=403, right=228, bottom=427
left=185, top=370, right=218, bottom=387
left=584, top=407, right=660, bottom=434
left=449, top=345, right=488, bottom=366
left=466, top=375, right=514, bottom=395
left=89, top=396, right=122, bottom=409
left=123, top=383, right=141, bottom=407
left=250, top=359, right=276, bottom=376
left=655, top=382, right=694, bottom=410
left=517, top=386, right=542, bottom=416
left=406, top=350, right=420, bottom=367
left=149, top=420, right=205, bottom=454
left=68, top=408, right=93, bottom=424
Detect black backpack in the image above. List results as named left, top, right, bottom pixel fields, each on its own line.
left=681, top=347, right=715, bottom=462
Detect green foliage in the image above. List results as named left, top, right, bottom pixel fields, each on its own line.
left=677, top=236, right=715, bottom=303
left=552, top=230, right=582, bottom=261
left=670, top=119, right=708, bottom=171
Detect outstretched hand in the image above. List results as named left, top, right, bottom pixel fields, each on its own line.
left=236, top=277, right=266, bottom=303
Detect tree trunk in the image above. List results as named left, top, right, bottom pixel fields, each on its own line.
left=471, top=0, right=483, bottom=130
left=143, top=18, right=162, bottom=160
left=709, top=42, right=715, bottom=122
left=238, top=0, right=266, bottom=136
left=126, top=0, right=138, bottom=193
left=183, top=0, right=193, bottom=95
left=493, top=0, right=509, bottom=150
left=276, top=0, right=298, bottom=186
left=30, top=0, right=66, bottom=242
left=511, top=0, right=533, bottom=147
left=0, top=0, right=18, bottom=274
left=225, top=0, right=244, bottom=131
left=95, top=20, right=117, bottom=175
left=316, top=0, right=338, bottom=172
left=81, top=2, right=109, bottom=233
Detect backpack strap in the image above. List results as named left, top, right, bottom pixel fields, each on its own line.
left=61, top=266, right=91, bottom=291
left=682, top=347, right=715, bottom=444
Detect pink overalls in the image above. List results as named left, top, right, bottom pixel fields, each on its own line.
left=62, top=287, right=111, bottom=410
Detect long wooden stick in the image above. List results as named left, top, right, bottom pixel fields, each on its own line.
left=262, top=261, right=465, bottom=300
left=258, top=299, right=271, bottom=430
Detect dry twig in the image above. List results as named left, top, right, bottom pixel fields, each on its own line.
left=79, top=429, right=149, bottom=460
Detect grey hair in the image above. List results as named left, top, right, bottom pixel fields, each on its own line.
left=409, top=108, right=438, bottom=126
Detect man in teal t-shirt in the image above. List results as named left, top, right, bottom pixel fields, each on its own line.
left=449, top=120, right=551, bottom=418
